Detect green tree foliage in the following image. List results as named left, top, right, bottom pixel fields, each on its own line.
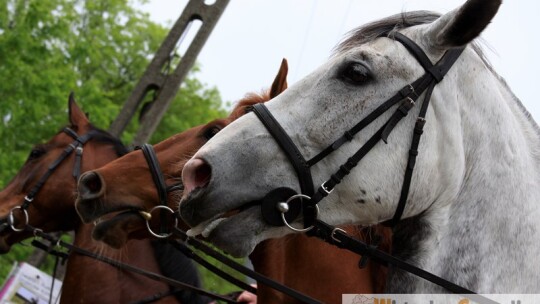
left=0, top=0, right=226, bottom=187
left=0, top=0, right=228, bottom=285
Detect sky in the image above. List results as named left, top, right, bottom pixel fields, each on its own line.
left=138, top=0, right=540, bottom=121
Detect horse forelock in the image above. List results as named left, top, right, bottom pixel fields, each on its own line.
left=333, top=11, right=441, bottom=55
left=333, top=11, right=492, bottom=69
left=228, top=91, right=271, bottom=121
left=333, top=10, right=540, bottom=143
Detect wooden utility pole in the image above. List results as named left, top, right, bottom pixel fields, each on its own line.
left=109, top=0, right=230, bottom=145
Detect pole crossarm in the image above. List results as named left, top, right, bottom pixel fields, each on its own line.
left=108, top=0, right=229, bottom=144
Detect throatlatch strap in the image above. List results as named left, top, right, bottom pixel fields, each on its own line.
left=388, top=81, right=435, bottom=226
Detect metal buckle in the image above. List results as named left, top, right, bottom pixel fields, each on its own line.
left=33, top=228, right=44, bottom=238
left=321, top=182, right=333, bottom=195
left=8, top=206, right=29, bottom=232
left=144, top=205, right=178, bottom=239
left=331, top=227, right=347, bottom=243
left=405, top=97, right=415, bottom=106
left=400, top=83, right=416, bottom=98
left=278, top=194, right=318, bottom=233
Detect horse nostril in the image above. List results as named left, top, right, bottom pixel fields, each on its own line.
left=182, top=158, right=212, bottom=196
left=194, top=162, right=211, bottom=187
left=78, top=171, right=106, bottom=199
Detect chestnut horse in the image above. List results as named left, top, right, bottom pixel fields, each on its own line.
left=76, top=59, right=391, bottom=304
left=0, top=97, right=188, bottom=303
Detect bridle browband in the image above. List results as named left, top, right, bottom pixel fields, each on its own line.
left=251, top=32, right=465, bottom=229
left=1, top=127, right=98, bottom=232
left=135, top=143, right=183, bottom=238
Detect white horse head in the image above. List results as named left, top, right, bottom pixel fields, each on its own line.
left=181, top=0, right=540, bottom=292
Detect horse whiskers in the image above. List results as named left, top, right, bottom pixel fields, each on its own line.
left=87, top=236, right=127, bottom=261
left=169, top=192, right=182, bottom=208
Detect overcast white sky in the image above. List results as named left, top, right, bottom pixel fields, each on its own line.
left=138, top=0, right=540, bottom=121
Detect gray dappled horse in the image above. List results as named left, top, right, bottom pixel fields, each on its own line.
left=180, top=0, right=540, bottom=293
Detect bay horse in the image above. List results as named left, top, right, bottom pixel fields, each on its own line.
left=76, top=59, right=390, bottom=303
left=179, top=0, right=540, bottom=293
left=0, top=96, right=191, bottom=303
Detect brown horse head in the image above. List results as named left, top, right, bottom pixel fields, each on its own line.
left=75, top=59, right=289, bottom=248
left=0, top=95, right=127, bottom=253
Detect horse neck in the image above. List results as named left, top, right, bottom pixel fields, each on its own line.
left=388, top=63, right=540, bottom=293
left=250, top=226, right=387, bottom=303
left=60, top=223, right=175, bottom=303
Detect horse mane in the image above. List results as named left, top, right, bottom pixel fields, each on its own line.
left=227, top=91, right=271, bottom=121
left=334, top=11, right=440, bottom=54
left=496, top=74, right=540, bottom=137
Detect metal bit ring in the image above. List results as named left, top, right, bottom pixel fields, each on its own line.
left=145, top=205, right=178, bottom=239
left=8, top=206, right=29, bottom=232
left=279, top=194, right=318, bottom=233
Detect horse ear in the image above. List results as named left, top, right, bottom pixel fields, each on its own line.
left=269, top=58, right=288, bottom=98
left=426, top=0, right=501, bottom=49
left=68, top=92, right=90, bottom=127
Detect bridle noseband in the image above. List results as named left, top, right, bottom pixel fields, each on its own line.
left=136, top=143, right=183, bottom=238
left=1, top=127, right=97, bottom=232
left=251, top=32, right=465, bottom=229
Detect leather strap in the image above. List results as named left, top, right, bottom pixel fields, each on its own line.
left=22, top=128, right=96, bottom=209
left=251, top=103, right=317, bottom=227
left=138, top=144, right=169, bottom=235
left=172, top=228, right=322, bottom=304
left=31, top=228, right=239, bottom=304
left=310, top=220, right=498, bottom=304
left=251, top=104, right=314, bottom=197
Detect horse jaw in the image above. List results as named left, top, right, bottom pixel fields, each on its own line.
left=91, top=211, right=146, bottom=248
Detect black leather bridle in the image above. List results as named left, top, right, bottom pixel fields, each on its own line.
left=250, top=32, right=464, bottom=229
left=135, top=143, right=183, bottom=238
left=1, top=127, right=97, bottom=232
left=245, top=32, right=503, bottom=298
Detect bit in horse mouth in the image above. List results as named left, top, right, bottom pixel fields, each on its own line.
left=186, top=205, right=252, bottom=238
left=93, top=208, right=144, bottom=226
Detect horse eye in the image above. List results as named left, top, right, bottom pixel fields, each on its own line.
left=339, top=62, right=371, bottom=85
left=28, top=148, right=46, bottom=160
left=203, top=126, right=222, bottom=140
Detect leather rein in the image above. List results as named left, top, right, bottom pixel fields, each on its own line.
left=1, top=135, right=244, bottom=303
